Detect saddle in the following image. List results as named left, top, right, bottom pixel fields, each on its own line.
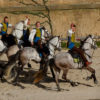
left=34, top=43, right=50, bottom=58
left=68, top=50, right=82, bottom=63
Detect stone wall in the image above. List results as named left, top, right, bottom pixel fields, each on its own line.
left=0, top=0, right=100, bottom=37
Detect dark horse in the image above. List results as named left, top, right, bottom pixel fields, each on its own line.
left=1, top=34, right=17, bottom=48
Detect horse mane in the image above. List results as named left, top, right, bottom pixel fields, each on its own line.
left=80, top=35, right=91, bottom=48
left=48, top=36, right=59, bottom=42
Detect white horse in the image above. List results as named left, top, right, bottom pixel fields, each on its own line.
left=50, top=35, right=98, bottom=91
left=0, top=40, right=6, bottom=52
left=0, top=19, right=28, bottom=52
left=12, top=20, right=27, bottom=45
left=18, top=36, right=61, bottom=68
left=2, top=36, right=61, bottom=82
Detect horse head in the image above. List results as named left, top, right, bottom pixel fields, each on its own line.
left=81, top=35, right=97, bottom=50
left=49, top=36, right=62, bottom=51
left=86, top=35, right=97, bottom=49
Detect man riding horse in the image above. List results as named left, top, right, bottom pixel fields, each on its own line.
left=67, top=24, right=92, bottom=67
left=29, top=21, right=50, bottom=60
left=21, top=17, right=31, bottom=47
left=0, top=16, right=16, bottom=47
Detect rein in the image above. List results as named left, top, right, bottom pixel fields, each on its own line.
left=48, top=37, right=60, bottom=57
left=15, top=28, right=23, bottom=31
left=49, top=37, right=60, bottom=49
left=82, top=37, right=96, bottom=59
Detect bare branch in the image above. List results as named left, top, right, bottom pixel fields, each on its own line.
left=31, top=0, right=42, bottom=6
left=8, top=0, right=53, bottom=34
left=10, top=0, right=35, bottom=6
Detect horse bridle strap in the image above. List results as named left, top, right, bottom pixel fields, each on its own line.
left=15, top=28, right=23, bottom=31
left=84, top=52, right=92, bottom=58
left=84, top=37, right=95, bottom=48
left=49, top=39, right=59, bottom=49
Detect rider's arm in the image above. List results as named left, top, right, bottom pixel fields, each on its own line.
left=29, top=29, right=36, bottom=45
left=41, top=29, right=45, bottom=40
left=0, top=23, right=3, bottom=32
left=67, top=29, right=72, bottom=37
left=8, top=24, right=13, bottom=28
left=45, top=29, right=51, bottom=37
left=0, top=23, right=3, bottom=28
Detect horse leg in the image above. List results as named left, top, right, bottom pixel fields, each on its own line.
left=28, top=63, right=31, bottom=68
left=0, top=68, right=4, bottom=82
left=62, top=69, right=78, bottom=86
left=62, top=69, right=69, bottom=80
left=50, top=65, right=55, bottom=79
left=54, top=67, right=61, bottom=91
left=86, top=66, right=98, bottom=84
left=49, top=59, right=55, bottom=79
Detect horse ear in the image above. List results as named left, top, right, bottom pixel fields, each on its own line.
left=89, top=34, right=92, bottom=37
left=89, top=34, right=94, bottom=39
left=58, top=36, right=60, bottom=38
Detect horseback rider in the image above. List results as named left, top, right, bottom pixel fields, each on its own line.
left=67, top=23, right=75, bottom=47
left=0, top=16, right=12, bottom=36
left=29, top=21, right=50, bottom=59
left=0, top=16, right=16, bottom=47
left=22, top=17, right=31, bottom=47
left=12, top=17, right=31, bottom=47
left=67, top=24, right=92, bottom=67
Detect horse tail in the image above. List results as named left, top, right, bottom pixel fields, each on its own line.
left=0, top=61, right=8, bottom=79
left=33, top=59, right=49, bottom=84
left=3, top=50, right=21, bottom=81
left=33, top=58, right=55, bottom=84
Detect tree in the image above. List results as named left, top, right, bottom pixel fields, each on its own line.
left=10, top=0, right=53, bottom=34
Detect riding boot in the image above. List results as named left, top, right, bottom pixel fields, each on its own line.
left=72, top=46, right=92, bottom=67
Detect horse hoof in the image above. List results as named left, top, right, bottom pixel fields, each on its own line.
left=86, top=76, right=92, bottom=81
left=28, top=63, right=32, bottom=68
left=94, top=80, right=98, bottom=84
left=58, top=88, right=61, bottom=91
left=71, top=82, right=78, bottom=87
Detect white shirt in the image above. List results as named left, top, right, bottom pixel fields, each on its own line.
left=0, top=23, right=12, bottom=28
left=0, top=23, right=2, bottom=28
left=24, top=18, right=29, bottom=30
left=67, top=29, right=74, bottom=37
left=29, top=28, right=45, bottom=43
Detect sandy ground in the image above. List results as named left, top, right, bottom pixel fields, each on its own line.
left=0, top=48, right=100, bottom=100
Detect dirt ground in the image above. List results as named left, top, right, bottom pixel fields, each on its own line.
left=0, top=48, right=100, bottom=100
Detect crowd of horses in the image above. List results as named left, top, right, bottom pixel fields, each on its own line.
left=0, top=21, right=98, bottom=91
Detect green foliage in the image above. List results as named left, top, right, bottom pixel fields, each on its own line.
left=61, top=42, right=67, bottom=48
left=96, top=41, right=100, bottom=47
left=61, top=41, right=100, bottom=48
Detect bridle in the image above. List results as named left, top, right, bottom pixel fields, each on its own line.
left=48, top=36, right=61, bottom=57
left=49, top=36, right=61, bottom=49
left=82, top=36, right=96, bottom=58
left=15, top=28, right=23, bottom=31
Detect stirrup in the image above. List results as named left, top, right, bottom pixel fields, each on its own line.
left=85, top=62, right=92, bottom=67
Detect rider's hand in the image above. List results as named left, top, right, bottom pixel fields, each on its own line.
left=12, top=26, right=15, bottom=29
left=0, top=35, right=2, bottom=39
left=76, top=38, right=80, bottom=41
left=31, top=42, right=34, bottom=46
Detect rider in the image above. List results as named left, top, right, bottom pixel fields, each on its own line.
left=22, top=17, right=31, bottom=46
left=29, top=21, right=49, bottom=58
left=67, top=23, right=75, bottom=47
left=67, top=24, right=92, bottom=67
left=0, top=16, right=16, bottom=47
left=0, top=16, right=12, bottom=36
